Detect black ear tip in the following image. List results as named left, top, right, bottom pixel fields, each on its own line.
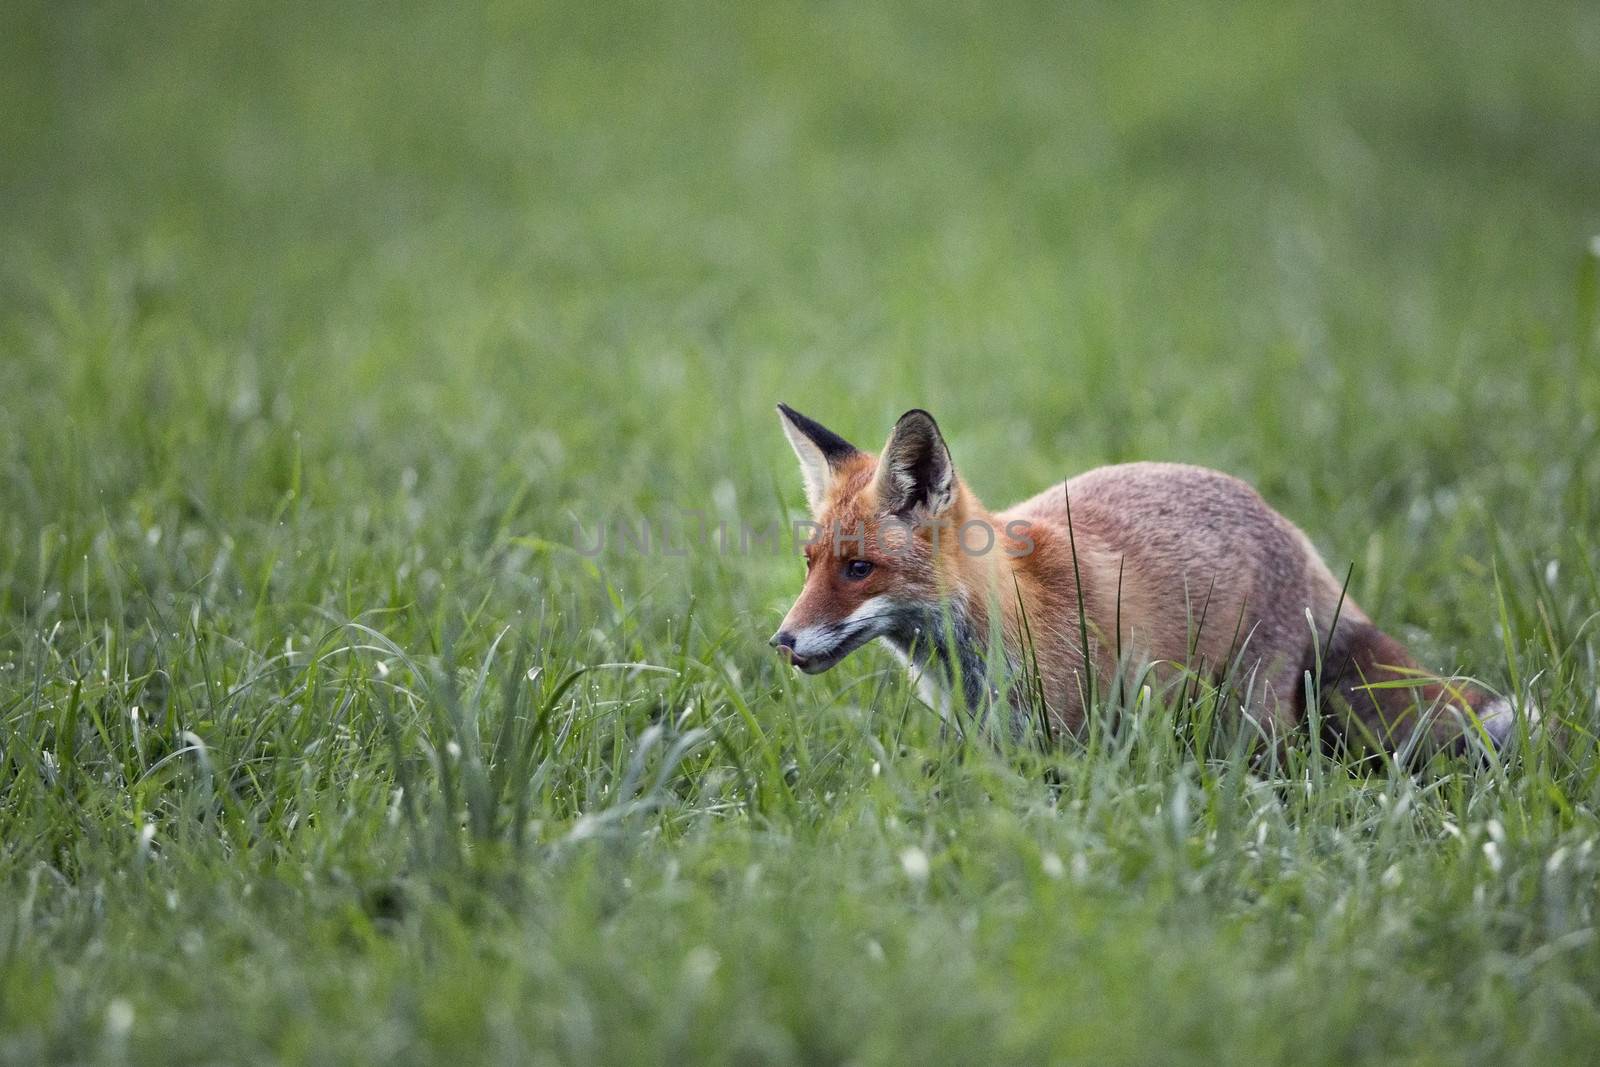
left=895, top=408, right=941, bottom=432
left=777, top=403, right=860, bottom=460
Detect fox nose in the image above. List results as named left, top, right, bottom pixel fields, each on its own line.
left=769, top=630, right=808, bottom=668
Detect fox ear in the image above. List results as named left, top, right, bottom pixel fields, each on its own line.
left=875, top=409, right=955, bottom=519
left=777, top=403, right=860, bottom=512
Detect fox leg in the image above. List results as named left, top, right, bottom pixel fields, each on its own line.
left=1222, top=656, right=1309, bottom=764
left=1318, top=617, right=1518, bottom=754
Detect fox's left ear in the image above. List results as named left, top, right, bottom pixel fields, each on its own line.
left=875, top=409, right=956, bottom=519
left=777, top=403, right=861, bottom=512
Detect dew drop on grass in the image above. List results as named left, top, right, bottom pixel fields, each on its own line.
left=899, top=847, right=930, bottom=884
left=682, top=946, right=719, bottom=989
left=105, top=999, right=134, bottom=1038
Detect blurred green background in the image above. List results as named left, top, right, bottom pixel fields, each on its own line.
left=5, top=2, right=1597, bottom=571
left=3, top=1, right=1600, bottom=1063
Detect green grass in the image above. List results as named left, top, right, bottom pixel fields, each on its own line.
left=4, top=0, right=1600, bottom=1062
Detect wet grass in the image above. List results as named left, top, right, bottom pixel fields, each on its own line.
left=2, top=0, right=1600, bottom=1062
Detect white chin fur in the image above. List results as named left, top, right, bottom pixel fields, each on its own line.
left=789, top=624, right=846, bottom=660
left=789, top=597, right=888, bottom=659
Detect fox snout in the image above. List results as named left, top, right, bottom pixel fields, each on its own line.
left=768, top=628, right=832, bottom=673
left=768, top=629, right=802, bottom=666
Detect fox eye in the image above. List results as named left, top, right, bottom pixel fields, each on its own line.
left=843, top=559, right=874, bottom=581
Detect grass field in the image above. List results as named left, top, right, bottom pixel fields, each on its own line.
left=4, top=1, right=1600, bottom=1062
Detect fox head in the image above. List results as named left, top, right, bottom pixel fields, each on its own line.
left=770, top=404, right=1006, bottom=674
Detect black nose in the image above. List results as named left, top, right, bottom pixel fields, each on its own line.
left=769, top=630, right=808, bottom=667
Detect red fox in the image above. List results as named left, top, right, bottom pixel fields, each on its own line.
left=770, top=404, right=1526, bottom=754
